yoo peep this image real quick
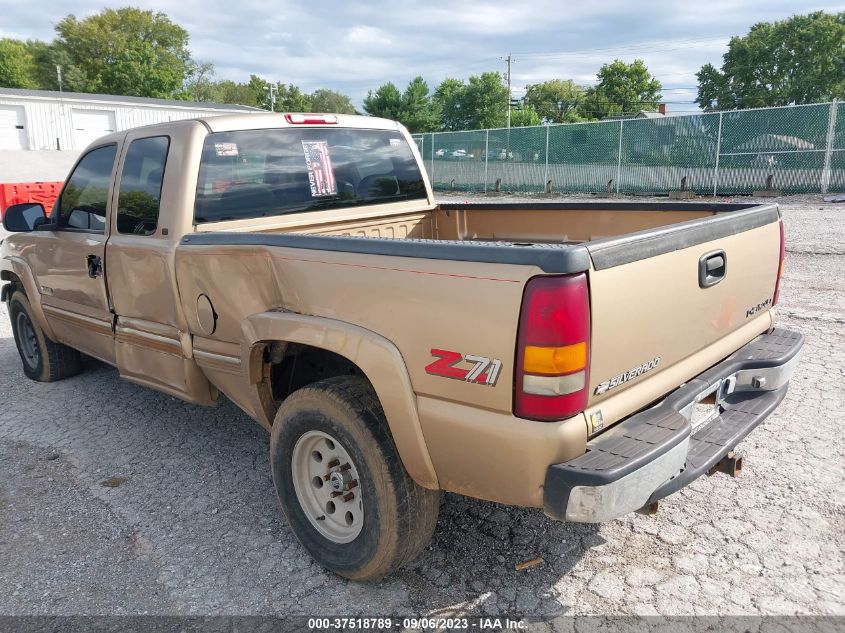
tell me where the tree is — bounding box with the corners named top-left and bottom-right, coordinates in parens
top-left (463, 72), bottom-right (508, 128)
top-left (524, 79), bottom-right (586, 123)
top-left (54, 7), bottom-right (194, 98)
top-left (363, 82), bottom-right (403, 120)
top-left (399, 76), bottom-right (440, 132)
top-left (433, 77), bottom-right (468, 130)
top-left (309, 88), bottom-right (356, 114)
top-left (696, 11), bottom-right (845, 110)
top-left (581, 59), bottom-right (662, 118)
top-left (182, 61), bottom-right (216, 101)
top-left (432, 72), bottom-right (507, 130)
top-left (28, 40), bottom-right (88, 92)
top-left (209, 80), bottom-right (260, 107)
top-left (276, 84), bottom-right (311, 112)
top-left (0, 38), bottom-right (37, 88)
top-left (510, 104), bottom-right (542, 127)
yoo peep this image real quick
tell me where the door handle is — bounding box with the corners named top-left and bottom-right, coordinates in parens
top-left (86, 255), bottom-right (103, 279)
top-left (699, 250), bottom-right (727, 288)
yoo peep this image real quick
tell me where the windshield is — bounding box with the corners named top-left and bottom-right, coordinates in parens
top-left (194, 128), bottom-right (427, 223)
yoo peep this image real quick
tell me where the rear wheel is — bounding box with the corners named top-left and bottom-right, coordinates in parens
top-left (270, 376), bottom-right (439, 581)
top-left (8, 291), bottom-right (82, 382)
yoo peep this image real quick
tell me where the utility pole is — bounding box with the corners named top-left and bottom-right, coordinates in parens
top-left (500, 54), bottom-right (513, 129)
top-left (267, 83), bottom-right (277, 112)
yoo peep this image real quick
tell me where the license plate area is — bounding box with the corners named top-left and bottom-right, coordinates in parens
top-left (682, 375), bottom-right (736, 434)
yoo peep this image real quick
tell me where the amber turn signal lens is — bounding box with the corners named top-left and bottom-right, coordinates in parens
top-left (523, 342), bottom-right (587, 375)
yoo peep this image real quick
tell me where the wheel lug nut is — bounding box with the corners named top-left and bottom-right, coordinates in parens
top-left (323, 473), bottom-right (331, 482)
top-left (342, 492), bottom-right (354, 502)
top-left (327, 458), bottom-right (340, 468)
top-left (344, 479), bottom-right (358, 491)
top-left (339, 463), bottom-right (351, 472)
top-left (330, 491), bottom-right (343, 498)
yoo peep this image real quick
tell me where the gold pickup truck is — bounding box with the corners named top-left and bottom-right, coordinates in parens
top-left (1, 113), bottom-right (803, 581)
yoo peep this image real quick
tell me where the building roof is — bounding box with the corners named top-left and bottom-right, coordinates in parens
top-left (604, 110), bottom-right (666, 121)
top-left (0, 87), bottom-right (262, 112)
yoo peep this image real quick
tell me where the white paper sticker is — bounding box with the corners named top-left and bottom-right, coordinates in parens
top-left (214, 142), bottom-right (239, 157)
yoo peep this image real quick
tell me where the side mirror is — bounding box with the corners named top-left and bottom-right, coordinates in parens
top-left (3, 203), bottom-right (47, 232)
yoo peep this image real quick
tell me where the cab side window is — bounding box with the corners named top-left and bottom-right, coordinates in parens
top-left (57, 144), bottom-right (117, 232)
top-left (117, 136), bottom-right (170, 235)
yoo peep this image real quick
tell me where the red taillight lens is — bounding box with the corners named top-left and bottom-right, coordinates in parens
top-left (284, 113), bottom-right (338, 124)
top-left (514, 274), bottom-right (591, 421)
top-left (772, 220), bottom-right (785, 306)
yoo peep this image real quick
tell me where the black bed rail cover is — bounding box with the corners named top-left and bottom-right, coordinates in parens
top-left (181, 231), bottom-right (592, 274)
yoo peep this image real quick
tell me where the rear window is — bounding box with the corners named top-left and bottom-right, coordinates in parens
top-left (194, 128), bottom-right (427, 223)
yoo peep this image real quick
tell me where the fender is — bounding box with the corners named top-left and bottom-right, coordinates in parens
top-left (1, 257), bottom-right (57, 340)
top-left (241, 311), bottom-right (439, 490)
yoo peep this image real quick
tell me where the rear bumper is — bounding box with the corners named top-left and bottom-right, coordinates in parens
top-left (543, 328), bottom-right (803, 522)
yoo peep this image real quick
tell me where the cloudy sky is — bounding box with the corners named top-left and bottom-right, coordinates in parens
top-left (1, 0), bottom-right (841, 111)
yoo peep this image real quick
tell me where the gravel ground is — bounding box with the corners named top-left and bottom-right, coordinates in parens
top-left (0, 194), bottom-right (843, 621)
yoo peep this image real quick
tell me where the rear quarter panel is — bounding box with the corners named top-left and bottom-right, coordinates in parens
top-left (175, 244), bottom-right (535, 413)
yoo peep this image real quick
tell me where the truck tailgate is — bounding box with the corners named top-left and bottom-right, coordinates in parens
top-left (585, 205), bottom-right (782, 413)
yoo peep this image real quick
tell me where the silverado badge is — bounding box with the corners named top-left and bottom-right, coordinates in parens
top-left (594, 356), bottom-right (661, 396)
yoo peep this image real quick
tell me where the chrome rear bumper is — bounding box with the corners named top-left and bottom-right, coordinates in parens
top-left (543, 328), bottom-right (803, 523)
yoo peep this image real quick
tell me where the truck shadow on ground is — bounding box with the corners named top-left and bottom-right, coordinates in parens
top-left (0, 347), bottom-right (603, 616)
top-left (398, 494), bottom-right (604, 616)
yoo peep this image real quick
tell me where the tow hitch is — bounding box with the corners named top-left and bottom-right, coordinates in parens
top-left (708, 450), bottom-right (744, 477)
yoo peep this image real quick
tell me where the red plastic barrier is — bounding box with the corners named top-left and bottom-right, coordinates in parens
top-left (0, 182), bottom-right (64, 219)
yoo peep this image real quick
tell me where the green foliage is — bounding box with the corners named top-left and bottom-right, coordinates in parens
top-left (363, 82), bottom-right (403, 120)
top-left (510, 104), bottom-right (542, 127)
top-left (0, 38), bottom-right (37, 88)
top-left (364, 77), bottom-right (439, 132)
top-left (276, 84), bottom-right (311, 112)
top-left (430, 72), bottom-right (507, 130)
top-left (464, 72), bottom-right (508, 129)
top-left (432, 78), bottom-right (468, 130)
top-left (582, 59), bottom-right (662, 118)
top-left (524, 79), bottom-right (586, 123)
top-left (309, 88), bottom-right (356, 114)
top-left (55, 8), bottom-right (193, 98)
top-left (399, 77), bottom-right (440, 132)
top-left (696, 11), bottom-right (845, 110)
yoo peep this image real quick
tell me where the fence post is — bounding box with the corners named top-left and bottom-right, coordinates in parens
top-left (430, 133), bottom-right (435, 189)
top-left (615, 120), bottom-right (624, 193)
top-left (821, 99), bottom-right (838, 194)
top-left (484, 129), bottom-right (490, 193)
top-left (712, 111), bottom-right (723, 197)
top-left (544, 125), bottom-right (550, 188)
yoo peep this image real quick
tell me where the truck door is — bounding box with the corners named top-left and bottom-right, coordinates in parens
top-left (105, 131), bottom-right (215, 404)
top-left (32, 143), bottom-right (118, 364)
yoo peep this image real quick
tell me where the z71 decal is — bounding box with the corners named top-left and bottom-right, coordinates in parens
top-left (425, 349), bottom-right (503, 387)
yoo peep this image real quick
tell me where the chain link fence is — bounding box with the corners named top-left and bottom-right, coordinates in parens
top-left (412, 101), bottom-right (844, 195)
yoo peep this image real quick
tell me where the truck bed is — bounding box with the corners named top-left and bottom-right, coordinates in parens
top-left (190, 201), bottom-right (777, 274)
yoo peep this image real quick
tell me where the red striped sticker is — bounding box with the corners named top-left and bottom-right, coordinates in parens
top-left (301, 140), bottom-right (338, 197)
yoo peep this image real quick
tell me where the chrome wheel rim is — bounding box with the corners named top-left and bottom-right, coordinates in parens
top-left (16, 312), bottom-right (39, 370)
top-left (291, 430), bottom-right (364, 543)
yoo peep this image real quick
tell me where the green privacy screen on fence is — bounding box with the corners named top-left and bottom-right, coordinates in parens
top-left (412, 101), bottom-right (844, 195)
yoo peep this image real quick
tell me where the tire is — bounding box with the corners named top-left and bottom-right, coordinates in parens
top-left (270, 375), bottom-right (439, 581)
top-left (8, 290), bottom-right (82, 382)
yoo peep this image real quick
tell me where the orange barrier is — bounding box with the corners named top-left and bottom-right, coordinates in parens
top-left (0, 182), bottom-right (63, 219)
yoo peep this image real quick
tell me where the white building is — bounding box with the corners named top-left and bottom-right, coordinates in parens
top-left (0, 87), bottom-right (262, 151)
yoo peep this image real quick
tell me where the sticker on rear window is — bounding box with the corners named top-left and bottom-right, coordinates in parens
top-left (301, 140), bottom-right (337, 197)
top-left (214, 142), bottom-right (239, 157)
top-left (389, 138), bottom-right (402, 147)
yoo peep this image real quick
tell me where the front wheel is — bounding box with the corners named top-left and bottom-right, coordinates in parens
top-left (8, 290), bottom-right (82, 382)
top-left (270, 376), bottom-right (439, 581)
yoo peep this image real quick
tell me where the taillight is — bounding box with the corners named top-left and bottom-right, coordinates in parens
top-left (284, 113), bottom-right (338, 124)
top-left (772, 220), bottom-right (785, 306)
top-left (514, 274), bottom-right (591, 421)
